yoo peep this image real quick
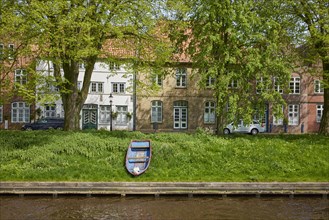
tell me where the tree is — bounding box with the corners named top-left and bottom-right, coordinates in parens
top-left (168, 0), bottom-right (293, 133)
top-left (285, 0), bottom-right (329, 134)
top-left (1, 0), bottom-right (170, 130)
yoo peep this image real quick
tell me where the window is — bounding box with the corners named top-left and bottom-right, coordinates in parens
top-left (253, 106), bottom-right (267, 125)
top-left (256, 77), bottom-right (268, 94)
top-left (15, 69), bottom-right (27, 85)
top-left (47, 82), bottom-right (59, 92)
top-left (289, 77), bottom-right (300, 94)
top-left (11, 102), bottom-right (30, 123)
top-left (153, 75), bottom-right (162, 86)
top-left (151, 101), bottom-right (162, 123)
top-left (99, 105), bottom-right (111, 123)
top-left (0, 105), bottom-right (3, 123)
top-left (316, 105), bottom-right (323, 123)
top-left (8, 44), bottom-right (14, 59)
top-left (206, 76), bottom-right (215, 87)
top-left (288, 104), bottom-right (299, 125)
top-left (176, 68), bottom-right (187, 87)
top-left (274, 78), bottom-right (283, 94)
top-left (204, 101), bottom-right (216, 123)
top-left (90, 82), bottom-right (103, 93)
top-left (112, 83), bottom-right (125, 93)
top-left (273, 105), bottom-right (284, 125)
top-left (228, 79), bottom-right (238, 89)
top-left (173, 101), bottom-right (188, 129)
top-left (44, 104), bottom-right (56, 118)
top-left (109, 62), bottom-right (120, 70)
top-left (116, 106), bottom-right (127, 124)
top-left (314, 80), bottom-right (324, 94)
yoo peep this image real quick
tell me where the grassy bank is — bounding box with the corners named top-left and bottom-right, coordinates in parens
top-left (0, 130), bottom-right (328, 182)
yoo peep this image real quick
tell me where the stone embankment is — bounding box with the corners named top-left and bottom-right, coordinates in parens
top-left (1, 182), bottom-right (328, 198)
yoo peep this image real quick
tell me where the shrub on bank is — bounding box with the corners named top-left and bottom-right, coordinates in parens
top-left (0, 130), bottom-right (328, 182)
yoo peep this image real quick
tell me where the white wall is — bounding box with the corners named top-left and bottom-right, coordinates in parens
top-left (36, 60), bottom-right (134, 130)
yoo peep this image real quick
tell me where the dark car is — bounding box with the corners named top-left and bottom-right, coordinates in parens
top-left (22, 118), bottom-right (64, 130)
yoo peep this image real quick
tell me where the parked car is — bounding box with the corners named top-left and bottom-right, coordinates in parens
top-left (22, 118), bottom-right (64, 130)
top-left (223, 120), bottom-right (265, 135)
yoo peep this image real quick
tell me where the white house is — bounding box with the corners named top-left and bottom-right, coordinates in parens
top-left (36, 60), bottom-right (134, 130)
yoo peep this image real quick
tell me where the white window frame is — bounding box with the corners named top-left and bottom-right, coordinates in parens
top-left (99, 105), bottom-right (111, 123)
top-left (256, 77), bottom-right (268, 94)
top-left (314, 80), bottom-right (324, 94)
top-left (228, 79), bottom-right (238, 89)
top-left (116, 105), bottom-right (128, 124)
top-left (316, 105), bottom-right (323, 123)
top-left (273, 105), bottom-right (284, 125)
top-left (44, 104), bottom-right (56, 118)
top-left (112, 82), bottom-right (125, 93)
top-left (204, 101), bottom-right (216, 124)
top-left (151, 100), bottom-right (162, 123)
top-left (153, 75), bottom-right (162, 86)
top-left (289, 77), bottom-right (300, 94)
top-left (109, 62), bottom-right (120, 71)
top-left (173, 101), bottom-right (188, 129)
top-left (176, 68), bottom-right (187, 88)
top-left (90, 82), bottom-right (104, 93)
top-left (206, 76), bottom-right (215, 87)
top-left (0, 105), bottom-right (3, 123)
top-left (288, 104), bottom-right (299, 125)
top-left (15, 69), bottom-right (27, 85)
top-left (11, 102), bottom-right (30, 123)
top-left (274, 78), bottom-right (283, 94)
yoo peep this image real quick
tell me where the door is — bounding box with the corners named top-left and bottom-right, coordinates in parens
top-left (173, 101), bottom-right (188, 129)
top-left (82, 109), bottom-right (97, 130)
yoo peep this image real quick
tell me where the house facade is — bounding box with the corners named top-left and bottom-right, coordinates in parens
top-left (269, 71), bottom-right (324, 133)
top-left (136, 66), bottom-right (324, 134)
top-left (0, 43), bottom-right (324, 133)
top-left (136, 66), bottom-right (217, 133)
top-left (0, 42), bottom-right (36, 130)
top-left (35, 60), bottom-right (134, 130)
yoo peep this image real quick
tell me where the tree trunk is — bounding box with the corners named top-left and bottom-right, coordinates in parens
top-left (63, 96), bottom-right (82, 130)
top-left (319, 60), bottom-right (329, 135)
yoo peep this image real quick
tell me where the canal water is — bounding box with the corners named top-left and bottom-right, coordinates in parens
top-left (1, 195), bottom-right (328, 220)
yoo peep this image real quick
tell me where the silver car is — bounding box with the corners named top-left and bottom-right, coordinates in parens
top-left (223, 120), bottom-right (265, 135)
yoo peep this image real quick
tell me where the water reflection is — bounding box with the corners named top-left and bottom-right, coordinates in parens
top-left (1, 195), bottom-right (328, 220)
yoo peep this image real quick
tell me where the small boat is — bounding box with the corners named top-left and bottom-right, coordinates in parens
top-left (125, 140), bottom-right (152, 176)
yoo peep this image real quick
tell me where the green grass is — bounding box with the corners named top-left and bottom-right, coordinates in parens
top-left (0, 130), bottom-right (328, 182)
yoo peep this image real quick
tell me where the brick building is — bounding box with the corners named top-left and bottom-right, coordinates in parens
top-left (136, 65), bottom-right (324, 134)
top-left (0, 42), bottom-right (36, 130)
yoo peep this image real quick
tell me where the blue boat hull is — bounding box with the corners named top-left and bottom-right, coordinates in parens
top-left (125, 140), bottom-right (152, 176)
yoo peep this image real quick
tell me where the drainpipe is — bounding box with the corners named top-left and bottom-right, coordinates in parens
top-left (133, 71), bottom-right (137, 131)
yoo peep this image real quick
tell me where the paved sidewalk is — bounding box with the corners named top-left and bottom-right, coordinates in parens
top-left (1, 182), bottom-right (328, 197)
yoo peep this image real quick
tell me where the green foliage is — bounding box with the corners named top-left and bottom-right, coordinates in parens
top-left (169, 0), bottom-right (293, 129)
top-left (0, 130), bottom-right (328, 182)
top-left (1, 0), bottom-right (173, 130)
